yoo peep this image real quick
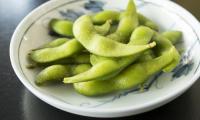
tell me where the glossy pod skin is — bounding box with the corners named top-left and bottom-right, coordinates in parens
top-left (30, 19), bottom-right (113, 63)
top-left (153, 34), bottom-right (180, 72)
top-left (30, 39), bottom-right (84, 63)
top-left (137, 30), bottom-right (182, 63)
top-left (36, 65), bottom-right (71, 85)
top-left (94, 20), bottom-right (112, 36)
top-left (36, 64), bottom-right (91, 85)
top-left (48, 53), bottom-right (90, 64)
top-left (70, 64), bottom-right (92, 75)
top-left (63, 26), bottom-right (155, 83)
top-left (28, 53), bottom-right (90, 68)
top-left (161, 31), bottom-right (182, 60)
top-left (49, 19), bottom-right (74, 37)
top-left (49, 19), bottom-right (112, 37)
top-left (162, 31), bottom-right (182, 44)
top-left (73, 36), bottom-right (179, 96)
top-left (92, 11), bottom-right (158, 31)
top-left (74, 52), bottom-right (174, 96)
top-left (38, 38), bottom-right (90, 65)
top-left (107, 0), bottom-right (139, 43)
top-left (92, 10), bottom-right (120, 24)
top-left (73, 14), bottom-right (155, 57)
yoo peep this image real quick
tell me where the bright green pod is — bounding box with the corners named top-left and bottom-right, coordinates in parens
top-left (74, 48), bottom-right (175, 96)
top-left (35, 64), bottom-right (91, 85)
top-left (73, 15), bottom-right (155, 57)
top-left (30, 39), bottom-right (84, 63)
top-left (107, 0), bottom-right (139, 43)
top-left (92, 12), bottom-right (158, 31)
top-left (153, 33), bottom-right (180, 72)
top-left (30, 19), bottom-right (112, 64)
top-left (49, 19), bottom-right (111, 37)
top-left (41, 53), bottom-right (90, 65)
top-left (137, 31), bottom-right (181, 68)
top-left (161, 31), bottom-right (182, 44)
top-left (71, 64), bottom-right (92, 75)
top-left (36, 65), bottom-right (71, 85)
top-left (73, 33), bottom-right (180, 96)
top-left (64, 26), bottom-right (155, 83)
top-left (92, 10), bottom-right (120, 24)
top-left (94, 20), bottom-right (112, 36)
top-left (49, 19), bottom-right (74, 37)
top-left (27, 53), bottom-right (90, 69)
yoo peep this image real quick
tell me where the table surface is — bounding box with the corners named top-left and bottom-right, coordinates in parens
top-left (0, 0), bottom-right (200, 120)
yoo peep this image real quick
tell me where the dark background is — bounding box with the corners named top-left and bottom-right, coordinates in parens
top-left (0, 0), bottom-right (200, 120)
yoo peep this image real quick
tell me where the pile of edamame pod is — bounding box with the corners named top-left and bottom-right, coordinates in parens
top-left (28, 0), bottom-right (182, 96)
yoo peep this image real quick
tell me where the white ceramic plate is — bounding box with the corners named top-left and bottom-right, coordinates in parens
top-left (10, 0), bottom-right (200, 118)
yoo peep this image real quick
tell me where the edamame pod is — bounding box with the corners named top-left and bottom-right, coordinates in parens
top-left (64, 26), bottom-right (155, 83)
top-left (94, 20), bottom-right (112, 36)
top-left (92, 11), bottom-right (158, 31)
top-left (73, 34), bottom-right (179, 96)
top-left (49, 19), bottom-right (74, 37)
top-left (74, 48), bottom-right (175, 96)
top-left (27, 53), bottom-right (90, 68)
top-left (92, 10), bottom-right (120, 24)
top-left (107, 0), bottom-right (139, 43)
top-left (30, 19), bottom-right (112, 63)
top-left (73, 15), bottom-right (155, 57)
top-left (153, 34), bottom-right (180, 72)
top-left (36, 64), bottom-right (91, 85)
top-left (41, 53), bottom-right (90, 66)
top-left (137, 31), bottom-right (181, 70)
top-left (161, 31), bottom-right (182, 44)
top-left (71, 64), bottom-right (92, 75)
top-left (50, 19), bottom-right (111, 37)
top-left (36, 65), bottom-right (71, 85)
top-left (30, 39), bottom-right (84, 63)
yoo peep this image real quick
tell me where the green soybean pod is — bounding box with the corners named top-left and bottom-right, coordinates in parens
top-left (49, 19), bottom-right (74, 37)
top-left (161, 31), bottom-right (182, 44)
top-left (71, 64), bottom-right (92, 75)
top-left (73, 15), bottom-right (155, 57)
top-left (73, 31), bottom-right (180, 96)
top-left (36, 64), bottom-right (91, 85)
top-left (153, 33), bottom-right (180, 72)
top-left (27, 53), bottom-right (90, 69)
top-left (94, 20), bottom-right (112, 36)
top-left (44, 53), bottom-right (90, 66)
top-left (49, 19), bottom-right (111, 37)
top-left (36, 65), bottom-right (70, 85)
top-left (64, 26), bottom-right (155, 83)
top-left (107, 0), bottom-right (139, 43)
top-left (30, 39), bottom-right (84, 63)
top-left (92, 10), bottom-right (120, 24)
top-left (73, 48), bottom-right (175, 96)
top-left (91, 11), bottom-right (158, 31)
top-left (138, 31), bottom-right (182, 63)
